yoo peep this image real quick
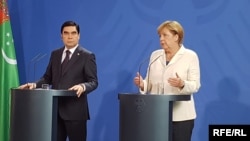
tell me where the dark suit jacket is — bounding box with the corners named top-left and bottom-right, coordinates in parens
top-left (36, 45), bottom-right (98, 120)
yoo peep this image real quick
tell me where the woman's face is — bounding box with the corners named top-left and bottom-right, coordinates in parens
top-left (158, 28), bottom-right (178, 52)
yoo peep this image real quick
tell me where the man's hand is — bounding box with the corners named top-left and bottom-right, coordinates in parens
top-left (69, 84), bottom-right (85, 97)
top-left (18, 83), bottom-right (36, 89)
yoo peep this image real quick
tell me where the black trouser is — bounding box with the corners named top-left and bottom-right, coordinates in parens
top-left (57, 115), bottom-right (87, 141)
top-left (172, 119), bottom-right (194, 141)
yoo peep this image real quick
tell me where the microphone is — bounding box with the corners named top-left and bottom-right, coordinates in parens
top-left (28, 53), bottom-right (42, 81)
top-left (138, 57), bottom-right (150, 93)
top-left (28, 53), bottom-right (47, 82)
top-left (137, 54), bottom-right (163, 94)
top-left (33, 53), bottom-right (47, 81)
top-left (146, 54), bottom-right (163, 94)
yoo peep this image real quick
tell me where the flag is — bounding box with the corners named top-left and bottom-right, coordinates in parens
top-left (0, 0), bottom-right (19, 141)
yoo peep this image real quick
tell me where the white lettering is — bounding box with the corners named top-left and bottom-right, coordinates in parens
top-left (213, 129), bottom-right (220, 136)
top-left (225, 129), bottom-right (232, 136)
top-left (234, 129), bottom-right (247, 136)
top-left (212, 128), bottom-right (248, 136)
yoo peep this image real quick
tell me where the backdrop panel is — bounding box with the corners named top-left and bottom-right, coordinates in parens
top-left (8, 0), bottom-right (250, 141)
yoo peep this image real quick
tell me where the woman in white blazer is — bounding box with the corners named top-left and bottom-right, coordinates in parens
top-left (134, 20), bottom-right (201, 141)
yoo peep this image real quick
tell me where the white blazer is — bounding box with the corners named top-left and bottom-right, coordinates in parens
top-left (140, 45), bottom-right (201, 121)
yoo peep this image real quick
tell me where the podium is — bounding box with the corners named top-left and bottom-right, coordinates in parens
top-left (10, 88), bottom-right (76, 141)
top-left (118, 93), bottom-right (190, 141)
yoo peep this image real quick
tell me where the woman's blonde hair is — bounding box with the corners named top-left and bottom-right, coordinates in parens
top-left (157, 20), bottom-right (184, 44)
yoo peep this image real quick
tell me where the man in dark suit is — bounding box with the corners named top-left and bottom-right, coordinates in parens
top-left (19, 21), bottom-right (98, 141)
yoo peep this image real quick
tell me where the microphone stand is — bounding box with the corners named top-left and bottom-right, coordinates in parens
top-left (28, 53), bottom-right (42, 82)
top-left (33, 53), bottom-right (47, 81)
top-left (146, 54), bottom-right (163, 94)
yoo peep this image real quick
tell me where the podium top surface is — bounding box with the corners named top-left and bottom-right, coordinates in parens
top-left (11, 88), bottom-right (76, 97)
top-left (118, 93), bottom-right (190, 101)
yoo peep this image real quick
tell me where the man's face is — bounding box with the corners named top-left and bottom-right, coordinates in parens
top-left (61, 26), bottom-right (80, 48)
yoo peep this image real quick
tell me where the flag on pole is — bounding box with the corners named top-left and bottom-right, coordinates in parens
top-left (0, 0), bottom-right (20, 141)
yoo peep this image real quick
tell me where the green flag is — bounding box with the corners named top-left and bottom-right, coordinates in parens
top-left (0, 0), bottom-right (20, 141)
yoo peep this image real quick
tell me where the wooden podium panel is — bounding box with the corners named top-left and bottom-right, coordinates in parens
top-left (118, 93), bottom-right (190, 141)
top-left (10, 89), bottom-right (76, 141)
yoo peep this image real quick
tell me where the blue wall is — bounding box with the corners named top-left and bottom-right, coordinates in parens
top-left (8, 0), bottom-right (250, 141)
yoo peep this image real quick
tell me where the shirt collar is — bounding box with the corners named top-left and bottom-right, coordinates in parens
top-left (64, 44), bottom-right (78, 54)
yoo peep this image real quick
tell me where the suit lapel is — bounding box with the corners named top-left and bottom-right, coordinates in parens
top-left (167, 47), bottom-right (185, 66)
